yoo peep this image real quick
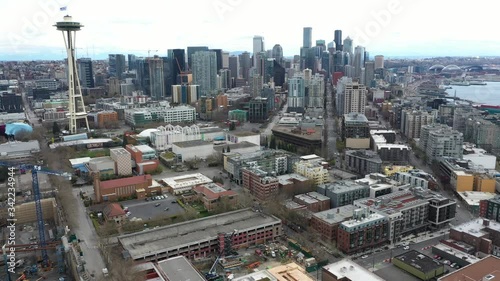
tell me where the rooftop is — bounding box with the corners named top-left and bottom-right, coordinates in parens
top-left (323, 259), bottom-right (386, 281)
top-left (110, 147), bottom-right (131, 156)
top-left (345, 150), bottom-right (383, 162)
top-left (227, 131), bottom-right (259, 137)
top-left (100, 174), bottom-right (152, 190)
top-left (173, 139), bottom-right (213, 148)
top-left (344, 113), bottom-right (369, 123)
top-left (457, 191), bottom-right (497, 207)
top-left (284, 200), bottom-right (307, 210)
top-left (134, 144), bottom-right (156, 154)
top-left (376, 144), bottom-right (410, 150)
top-left (300, 154), bottom-right (323, 161)
top-left (276, 173), bottom-right (310, 185)
top-left (341, 212), bottom-right (386, 229)
top-left (118, 208), bottom-right (281, 260)
top-left (213, 141), bottom-right (260, 152)
top-left (355, 190), bottom-right (429, 215)
top-left (267, 262), bottom-right (315, 281)
top-left (103, 203), bottom-right (125, 218)
top-left (156, 256), bottom-right (205, 281)
top-left (433, 243), bottom-right (481, 264)
top-left (88, 156), bottom-right (114, 165)
top-left (193, 182), bottom-right (237, 200)
top-left (451, 218), bottom-right (500, 237)
top-left (313, 205), bottom-right (356, 225)
top-left (69, 157), bottom-right (91, 166)
top-left (162, 173), bottom-right (212, 189)
top-left (394, 250), bottom-right (443, 273)
top-left (438, 255), bottom-right (500, 281)
top-left (319, 181), bottom-right (368, 194)
top-left (271, 125), bottom-right (323, 141)
top-left (232, 270), bottom-right (277, 281)
top-left (0, 140), bottom-right (40, 155)
top-left (370, 130), bottom-right (396, 135)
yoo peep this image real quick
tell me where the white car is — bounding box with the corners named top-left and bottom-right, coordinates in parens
top-left (361, 255), bottom-right (369, 259)
top-left (403, 246), bottom-right (410, 250)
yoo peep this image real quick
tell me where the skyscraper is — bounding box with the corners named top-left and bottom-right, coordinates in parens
top-left (228, 56), bottom-right (239, 83)
top-left (253, 36), bottom-right (264, 66)
top-left (128, 54), bottom-right (137, 71)
top-left (364, 61), bottom-right (375, 87)
top-left (272, 44), bottom-right (283, 64)
top-left (288, 76), bottom-right (306, 110)
top-left (239, 51), bottom-right (251, 81)
top-left (136, 57), bottom-right (166, 100)
top-left (335, 77), bottom-right (367, 115)
top-left (77, 58), bottom-right (94, 88)
top-left (187, 46), bottom-right (209, 70)
top-left (108, 54), bottom-right (125, 79)
top-left (192, 51), bottom-right (218, 97)
top-left (343, 37), bottom-right (353, 55)
top-left (303, 27), bottom-right (312, 48)
top-left (353, 46), bottom-right (365, 79)
top-left (334, 30), bottom-right (343, 51)
top-left (210, 49), bottom-right (223, 71)
top-left (168, 49), bottom-right (186, 97)
top-left (374, 55), bottom-right (385, 69)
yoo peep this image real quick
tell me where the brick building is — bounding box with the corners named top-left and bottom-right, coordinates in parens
top-left (449, 218), bottom-right (500, 256)
top-left (97, 111), bottom-right (118, 128)
top-left (93, 174), bottom-right (161, 203)
top-left (293, 192), bottom-right (330, 212)
top-left (310, 205), bottom-right (356, 241)
top-left (242, 167), bottom-right (279, 201)
top-left (193, 183), bottom-right (238, 212)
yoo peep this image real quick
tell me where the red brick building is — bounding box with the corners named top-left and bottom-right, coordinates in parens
top-left (103, 203), bottom-right (126, 224)
top-left (310, 205), bottom-right (355, 242)
top-left (337, 210), bottom-right (389, 255)
top-left (242, 167), bottom-right (279, 201)
top-left (125, 144), bottom-right (159, 174)
top-left (448, 218), bottom-right (500, 255)
top-left (193, 183), bottom-right (238, 211)
top-left (93, 174), bottom-right (161, 203)
top-left (293, 192), bottom-right (330, 212)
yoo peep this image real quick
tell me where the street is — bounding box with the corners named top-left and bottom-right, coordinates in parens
top-left (262, 103), bottom-right (288, 137)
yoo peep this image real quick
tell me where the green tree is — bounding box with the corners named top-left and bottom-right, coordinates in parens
top-left (226, 146), bottom-right (231, 152)
top-left (0, 166), bottom-right (9, 183)
top-left (52, 121), bottom-right (61, 135)
top-left (270, 136), bottom-right (276, 149)
top-left (229, 121), bottom-right (236, 131)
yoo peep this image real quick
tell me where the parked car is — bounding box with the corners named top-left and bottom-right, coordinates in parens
top-left (403, 246), bottom-right (410, 250)
top-left (155, 203), bottom-right (161, 207)
top-left (361, 255), bottom-right (369, 259)
top-left (164, 207), bottom-right (169, 211)
top-left (450, 263), bottom-right (457, 268)
top-left (171, 201), bottom-right (177, 204)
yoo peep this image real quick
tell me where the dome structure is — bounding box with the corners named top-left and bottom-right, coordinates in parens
top-left (429, 64), bottom-right (445, 72)
top-left (441, 65), bottom-right (462, 74)
top-left (5, 123), bottom-right (32, 136)
top-left (138, 128), bottom-right (159, 138)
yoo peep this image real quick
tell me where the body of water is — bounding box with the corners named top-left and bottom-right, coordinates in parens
top-left (445, 81), bottom-right (500, 105)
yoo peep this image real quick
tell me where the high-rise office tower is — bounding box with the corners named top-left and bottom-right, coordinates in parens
top-left (353, 46), bottom-right (365, 79)
top-left (218, 69), bottom-right (231, 90)
top-left (253, 36), bottom-right (264, 66)
top-left (222, 51), bottom-right (229, 69)
top-left (272, 44), bottom-right (283, 65)
top-left (128, 54), bottom-right (137, 71)
top-left (255, 51), bottom-right (267, 77)
top-left (321, 51), bottom-right (330, 74)
top-left (315, 40), bottom-right (326, 57)
top-left (364, 61), bottom-right (375, 87)
top-left (168, 49), bottom-right (185, 97)
top-left (303, 27), bottom-right (312, 48)
top-left (192, 51), bottom-right (218, 97)
top-left (239, 51), bottom-right (251, 81)
top-left (77, 58), bottom-right (94, 88)
top-left (343, 37), bottom-right (353, 55)
top-left (210, 49), bottom-right (223, 71)
top-left (334, 30), bottom-right (343, 51)
top-left (108, 54), bottom-right (125, 79)
top-left (55, 15), bottom-right (89, 134)
top-left (333, 50), bottom-right (344, 73)
top-left (136, 57), bottom-right (165, 100)
top-left (228, 56), bottom-right (239, 83)
top-left (187, 46), bottom-right (209, 70)
top-left (374, 55), bottom-right (384, 69)
top-left (364, 51), bottom-right (370, 63)
top-left (273, 60), bottom-right (285, 87)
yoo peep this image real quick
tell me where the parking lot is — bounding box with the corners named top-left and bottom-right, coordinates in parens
top-left (121, 194), bottom-right (185, 221)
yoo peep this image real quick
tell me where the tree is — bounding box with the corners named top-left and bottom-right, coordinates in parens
top-left (226, 146), bottom-right (231, 152)
top-left (269, 136), bottom-right (276, 149)
top-left (229, 121), bottom-right (236, 131)
top-left (52, 121), bottom-right (61, 135)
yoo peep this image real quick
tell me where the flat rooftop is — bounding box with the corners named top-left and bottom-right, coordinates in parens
top-left (300, 154), bottom-right (322, 160)
top-left (134, 144), bottom-right (155, 153)
top-left (394, 250), bottom-right (443, 273)
top-left (69, 157), bottom-right (91, 166)
top-left (267, 262), bottom-right (314, 281)
top-left (457, 191), bottom-right (497, 207)
top-left (232, 270), bottom-right (277, 281)
top-left (433, 243), bottom-right (480, 264)
top-left (110, 147), bottom-right (130, 155)
top-left (277, 173), bottom-right (310, 185)
top-left (156, 256), bottom-right (205, 281)
top-left (323, 259), bottom-right (385, 281)
top-left (119, 208), bottom-right (281, 260)
top-left (313, 205), bottom-right (356, 225)
top-left (341, 212), bottom-right (386, 230)
top-left (162, 173), bottom-right (212, 189)
top-left (344, 113), bottom-right (369, 123)
top-left (0, 140), bottom-right (40, 154)
top-left (227, 131), bottom-right (259, 137)
top-left (355, 190), bottom-right (429, 215)
top-left (377, 144), bottom-right (410, 150)
top-left (271, 126), bottom-right (322, 141)
top-left (370, 130), bottom-right (396, 135)
top-left (173, 139), bottom-right (213, 148)
top-left (285, 200), bottom-right (306, 210)
top-left (451, 218), bottom-right (500, 237)
top-left (213, 141), bottom-right (259, 152)
top-left (438, 255), bottom-right (500, 281)
top-left (319, 181), bottom-right (367, 193)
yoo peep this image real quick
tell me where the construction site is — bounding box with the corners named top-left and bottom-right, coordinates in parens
top-left (0, 166), bottom-right (88, 281)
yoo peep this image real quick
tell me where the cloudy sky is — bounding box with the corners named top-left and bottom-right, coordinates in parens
top-left (0, 0), bottom-right (498, 60)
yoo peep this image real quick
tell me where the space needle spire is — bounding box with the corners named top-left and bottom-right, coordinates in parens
top-left (54, 15), bottom-right (90, 134)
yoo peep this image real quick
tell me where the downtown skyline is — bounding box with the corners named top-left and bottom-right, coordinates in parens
top-left (0, 0), bottom-right (499, 61)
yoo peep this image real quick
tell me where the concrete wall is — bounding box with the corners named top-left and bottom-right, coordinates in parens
top-left (345, 138), bottom-right (370, 149)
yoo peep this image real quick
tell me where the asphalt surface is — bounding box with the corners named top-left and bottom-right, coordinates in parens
top-left (262, 103), bottom-right (288, 137)
top-left (122, 196), bottom-right (184, 221)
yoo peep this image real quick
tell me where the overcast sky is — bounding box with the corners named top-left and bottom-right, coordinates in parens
top-left (0, 0), bottom-right (498, 60)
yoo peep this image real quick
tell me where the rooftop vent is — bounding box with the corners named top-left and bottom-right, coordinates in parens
top-left (483, 274), bottom-right (495, 281)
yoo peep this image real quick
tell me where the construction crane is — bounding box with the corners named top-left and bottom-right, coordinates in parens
top-left (205, 230), bottom-right (238, 281)
top-left (0, 162), bottom-right (71, 270)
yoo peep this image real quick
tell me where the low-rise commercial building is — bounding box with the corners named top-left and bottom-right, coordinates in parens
top-left (355, 173), bottom-right (407, 198)
top-left (124, 105), bottom-right (196, 126)
top-left (162, 173), bottom-right (213, 195)
top-left (271, 125), bottom-right (323, 155)
top-left (93, 174), bottom-right (162, 203)
top-left (322, 259), bottom-right (385, 281)
top-left (460, 191), bottom-right (497, 216)
top-left (480, 196), bottom-right (500, 223)
top-left (392, 250), bottom-right (444, 281)
top-left (449, 218), bottom-right (500, 256)
top-left (87, 156), bottom-right (116, 175)
top-left (172, 140), bottom-right (214, 162)
top-left (293, 160), bottom-right (330, 185)
top-left (119, 208), bottom-right (282, 261)
top-left (293, 192), bottom-right (330, 212)
top-left (193, 183), bottom-right (238, 212)
top-left (437, 255), bottom-right (500, 281)
top-left (226, 131), bottom-right (260, 146)
top-left (438, 158), bottom-right (497, 192)
top-left (431, 243), bottom-right (481, 268)
top-left (277, 173), bottom-right (312, 195)
top-left (342, 113), bottom-right (370, 149)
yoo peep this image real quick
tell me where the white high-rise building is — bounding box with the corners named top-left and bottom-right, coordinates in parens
top-left (336, 77), bottom-right (366, 115)
top-left (253, 36), bottom-right (264, 66)
top-left (287, 76), bottom-right (305, 108)
top-left (307, 73), bottom-right (325, 108)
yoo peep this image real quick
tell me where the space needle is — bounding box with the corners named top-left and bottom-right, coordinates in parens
top-left (54, 16), bottom-right (90, 134)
